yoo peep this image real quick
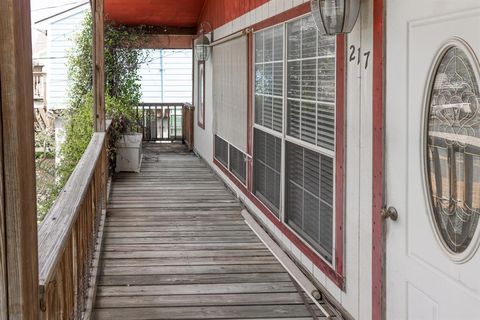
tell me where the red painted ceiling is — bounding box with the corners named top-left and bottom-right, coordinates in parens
top-left (104, 0), bottom-right (206, 27)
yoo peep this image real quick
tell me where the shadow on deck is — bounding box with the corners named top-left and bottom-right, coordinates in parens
top-left (93, 142), bottom-right (332, 319)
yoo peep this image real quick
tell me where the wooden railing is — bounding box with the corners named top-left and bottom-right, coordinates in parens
top-left (37, 129), bottom-right (110, 319)
top-left (183, 104), bottom-right (194, 151)
top-left (136, 102), bottom-right (185, 141)
top-left (33, 71), bottom-right (46, 102)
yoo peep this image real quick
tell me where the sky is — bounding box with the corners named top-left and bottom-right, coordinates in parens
top-left (31, 0), bottom-right (86, 22)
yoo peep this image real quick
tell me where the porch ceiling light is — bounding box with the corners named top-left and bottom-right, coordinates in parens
top-left (311, 0), bottom-right (361, 35)
top-left (195, 22), bottom-right (212, 62)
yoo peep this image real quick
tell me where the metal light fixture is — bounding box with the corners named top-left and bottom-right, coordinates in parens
top-left (311, 0), bottom-right (361, 35)
top-left (195, 22), bottom-right (212, 61)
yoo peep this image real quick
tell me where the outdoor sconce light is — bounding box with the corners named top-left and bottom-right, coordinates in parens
top-left (195, 22), bottom-right (212, 61)
top-left (311, 0), bottom-right (361, 35)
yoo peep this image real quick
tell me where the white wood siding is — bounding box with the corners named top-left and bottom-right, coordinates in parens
top-left (140, 49), bottom-right (192, 104)
top-left (45, 10), bottom-right (87, 109)
top-left (43, 11), bottom-right (192, 109)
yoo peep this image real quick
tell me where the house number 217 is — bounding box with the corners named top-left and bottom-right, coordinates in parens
top-left (349, 45), bottom-right (371, 70)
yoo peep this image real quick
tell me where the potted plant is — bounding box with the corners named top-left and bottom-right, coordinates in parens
top-left (110, 114), bottom-right (143, 173)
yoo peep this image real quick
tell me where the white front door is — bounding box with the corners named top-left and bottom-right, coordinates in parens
top-left (385, 1), bottom-right (480, 319)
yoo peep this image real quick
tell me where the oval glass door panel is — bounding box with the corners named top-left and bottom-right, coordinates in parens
top-left (426, 45), bottom-right (480, 254)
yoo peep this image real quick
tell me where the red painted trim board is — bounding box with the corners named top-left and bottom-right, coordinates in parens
top-left (251, 3), bottom-right (310, 31)
top-left (372, 0), bottom-right (385, 319)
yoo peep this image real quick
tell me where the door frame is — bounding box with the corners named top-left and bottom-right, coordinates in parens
top-left (372, 0), bottom-right (386, 319)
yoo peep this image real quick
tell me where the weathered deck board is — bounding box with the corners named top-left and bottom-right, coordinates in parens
top-left (93, 143), bottom-right (328, 319)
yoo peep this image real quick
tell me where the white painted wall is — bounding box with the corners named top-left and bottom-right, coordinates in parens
top-left (193, 0), bottom-right (374, 319)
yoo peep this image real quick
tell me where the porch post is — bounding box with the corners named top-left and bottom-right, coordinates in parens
top-left (0, 0), bottom-right (40, 318)
top-left (93, 0), bottom-right (105, 132)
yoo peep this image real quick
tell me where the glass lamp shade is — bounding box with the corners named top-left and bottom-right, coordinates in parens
top-left (195, 35), bottom-right (211, 61)
top-left (311, 0), bottom-right (360, 35)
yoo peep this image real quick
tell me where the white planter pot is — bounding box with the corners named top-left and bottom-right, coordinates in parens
top-left (115, 133), bottom-right (143, 173)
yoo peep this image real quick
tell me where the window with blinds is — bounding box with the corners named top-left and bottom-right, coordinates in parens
top-left (214, 135), bottom-right (229, 167)
top-left (252, 13), bottom-right (341, 263)
top-left (229, 145), bottom-right (247, 184)
top-left (286, 15), bottom-right (336, 151)
top-left (253, 128), bottom-right (282, 216)
top-left (285, 142), bottom-right (333, 262)
top-left (254, 26), bottom-right (284, 133)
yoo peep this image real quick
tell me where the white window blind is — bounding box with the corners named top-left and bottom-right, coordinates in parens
top-left (253, 128), bottom-right (282, 216)
top-left (285, 142), bottom-right (334, 262)
top-left (286, 15), bottom-right (336, 151)
top-left (252, 13), bottom-right (340, 264)
top-left (255, 26), bottom-right (284, 133)
top-left (212, 36), bottom-right (248, 153)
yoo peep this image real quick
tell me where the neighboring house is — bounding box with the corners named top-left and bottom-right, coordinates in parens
top-left (31, 2), bottom-right (192, 160)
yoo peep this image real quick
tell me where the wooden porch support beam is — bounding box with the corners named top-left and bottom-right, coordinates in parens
top-left (126, 35), bottom-right (193, 49)
top-left (0, 0), bottom-right (40, 318)
top-left (93, 0), bottom-right (105, 132)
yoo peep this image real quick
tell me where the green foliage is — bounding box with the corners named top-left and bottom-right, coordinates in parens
top-left (37, 12), bottom-right (149, 221)
top-left (35, 124), bottom-right (58, 221)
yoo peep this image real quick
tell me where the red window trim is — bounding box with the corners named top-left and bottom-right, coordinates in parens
top-left (197, 60), bottom-right (206, 130)
top-left (213, 3), bottom-right (346, 289)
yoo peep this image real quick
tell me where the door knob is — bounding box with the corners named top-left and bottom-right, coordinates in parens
top-left (381, 206), bottom-right (398, 221)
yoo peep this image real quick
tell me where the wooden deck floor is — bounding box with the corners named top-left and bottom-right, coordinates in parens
top-left (93, 143), bottom-right (330, 319)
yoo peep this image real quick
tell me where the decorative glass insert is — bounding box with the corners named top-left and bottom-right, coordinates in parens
top-left (426, 45), bottom-right (480, 254)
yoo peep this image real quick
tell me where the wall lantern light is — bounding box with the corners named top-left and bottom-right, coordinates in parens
top-left (195, 22), bottom-right (212, 61)
top-left (311, 0), bottom-right (361, 35)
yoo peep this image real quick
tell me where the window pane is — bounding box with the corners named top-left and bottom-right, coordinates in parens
top-left (301, 59), bottom-right (317, 100)
top-left (255, 95), bottom-right (263, 125)
top-left (287, 19), bottom-right (301, 60)
top-left (254, 28), bottom-right (284, 134)
top-left (286, 142), bottom-right (333, 262)
top-left (318, 57), bottom-right (336, 103)
top-left (272, 98), bottom-right (283, 132)
top-left (301, 102), bottom-right (316, 144)
top-left (273, 62), bottom-right (283, 97)
top-left (274, 25), bottom-right (284, 61)
top-left (301, 16), bottom-right (317, 59)
top-left (318, 34), bottom-right (335, 57)
top-left (263, 96), bottom-right (273, 129)
top-left (255, 31), bottom-right (264, 62)
top-left (287, 99), bottom-right (301, 139)
top-left (287, 17), bottom-right (336, 150)
top-left (264, 28), bottom-right (273, 62)
top-left (253, 129), bottom-right (282, 215)
top-left (287, 61), bottom-right (301, 99)
top-left (317, 103), bottom-right (335, 151)
top-left (255, 64), bottom-right (264, 94)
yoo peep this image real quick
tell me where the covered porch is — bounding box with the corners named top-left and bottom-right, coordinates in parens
top-left (93, 143), bottom-right (333, 319)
